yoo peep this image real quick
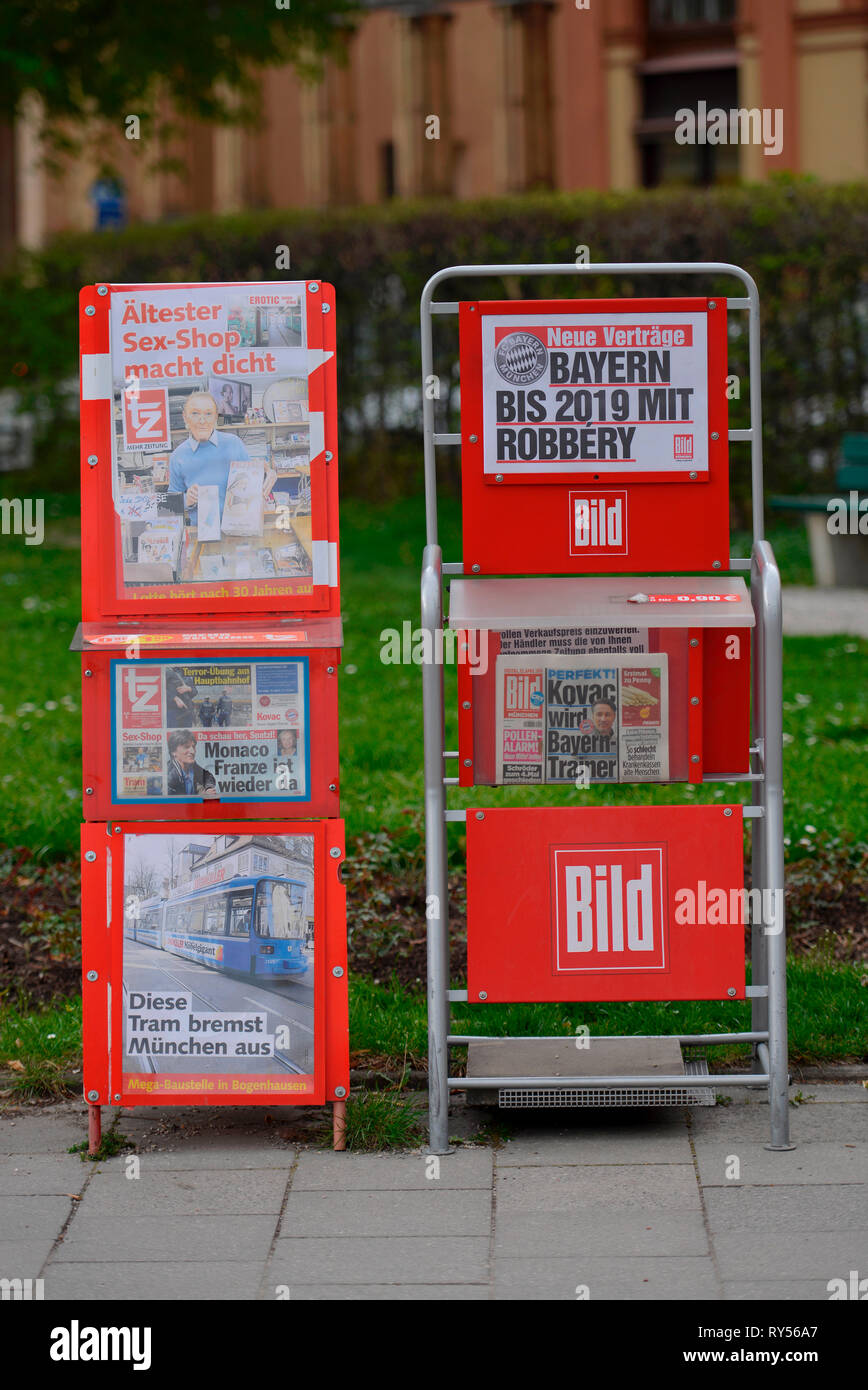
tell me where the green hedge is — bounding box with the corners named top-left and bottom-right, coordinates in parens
top-left (3, 179), bottom-right (868, 513)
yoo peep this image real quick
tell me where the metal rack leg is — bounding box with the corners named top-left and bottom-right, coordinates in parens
top-left (754, 542), bottom-right (794, 1150)
top-left (422, 546), bottom-right (452, 1154)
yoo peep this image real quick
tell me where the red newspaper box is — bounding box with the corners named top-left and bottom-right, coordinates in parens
top-left (81, 819), bottom-right (348, 1108)
top-left (459, 297), bottom-right (730, 574)
top-left (75, 617), bottom-right (341, 822)
top-left (466, 804), bottom-right (746, 1004)
top-left (451, 575), bottom-right (753, 786)
top-left (80, 279), bottom-right (339, 620)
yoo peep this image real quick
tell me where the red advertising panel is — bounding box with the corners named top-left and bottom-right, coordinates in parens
top-left (459, 297), bottom-right (730, 574)
top-left (80, 280), bottom-right (339, 619)
top-left (466, 805), bottom-right (746, 1003)
top-left (81, 820), bottom-right (348, 1107)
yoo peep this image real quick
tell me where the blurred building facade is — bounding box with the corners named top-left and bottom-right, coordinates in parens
top-left (4, 0), bottom-right (868, 251)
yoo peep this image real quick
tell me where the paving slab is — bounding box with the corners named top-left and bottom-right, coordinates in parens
top-left (292, 1149), bottom-right (493, 1190)
top-left (690, 1103), bottom-right (868, 1144)
top-left (704, 1185), bottom-right (868, 1234)
top-left (721, 1280), bottom-right (849, 1301)
top-left (711, 1231), bottom-right (868, 1282)
top-left (0, 1196), bottom-right (77, 1241)
top-left (112, 1144), bottom-right (297, 1170)
top-left (43, 1261), bottom-right (266, 1301)
top-left (49, 1213), bottom-right (278, 1263)
top-left (493, 1210), bottom-right (709, 1258)
top-left (493, 1256), bottom-right (720, 1301)
top-left (267, 1235), bottom-right (490, 1285)
top-left (273, 1283), bottom-right (490, 1300)
top-left (495, 1163), bottom-right (701, 1212)
top-left (0, 1240), bottom-right (56, 1279)
top-left (0, 1113), bottom-right (98, 1154)
top-left (693, 1140), bottom-right (868, 1187)
top-left (496, 1124), bottom-right (693, 1167)
top-left (279, 1189), bottom-right (491, 1239)
top-left (0, 1156), bottom-right (90, 1195)
top-left (78, 1168), bottom-right (289, 1216)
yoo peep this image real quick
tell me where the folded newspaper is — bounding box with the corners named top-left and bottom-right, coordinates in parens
top-left (495, 651), bottom-right (669, 784)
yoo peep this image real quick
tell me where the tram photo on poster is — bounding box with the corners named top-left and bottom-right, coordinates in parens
top-left (121, 830), bottom-right (316, 1100)
top-left (111, 656), bottom-right (310, 804)
top-left (109, 282), bottom-right (317, 599)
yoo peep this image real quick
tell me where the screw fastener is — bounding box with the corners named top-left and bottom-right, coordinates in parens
top-left (471, 563), bottom-right (480, 573)
top-left (690, 754), bottom-right (700, 764)
top-left (469, 434), bottom-right (478, 443)
top-left (711, 432), bottom-right (719, 441)
top-left (478, 991), bottom-right (487, 1001)
top-left (325, 450), bottom-right (333, 462)
top-left (87, 455), bottom-right (98, 467)
top-left (689, 471), bottom-right (698, 480)
top-left (475, 811), bottom-right (485, 820)
top-left (84, 305), bottom-right (96, 317)
top-left (329, 846), bottom-right (341, 859)
top-left (97, 285), bottom-right (108, 296)
top-left (690, 697), bottom-right (700, 706)
top-left (462, 701), bottom-right (471, 710)
top-left (86, 970), bottom-right (98, 981)
top-left (727, 987), bottom-right (737, 997)
top-left (332, 966), bottom-right (344, 978)
top-left (495, 473), bottom-right (503, 482)
top-left (308, 282), bottom-right (319, 292)
top-left (85, 851), bottom-right (96, 862)
top-left (87, 1090), bottom-right (99, 1102)
top-left (334, 1086), bottom-right (347, 1098)
top-left (708, 301), bottom-right (717, 309)
top-left (689, 638), bottom-right (699, 648)
top-left (724, 808), bottom-right (733, 817)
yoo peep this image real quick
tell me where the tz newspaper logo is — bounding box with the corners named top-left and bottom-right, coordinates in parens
top-left (552, 845), bottom-right (668, 973)
top-left (122, 386), bottom-right (170, 451)
top-left (569, 491), bottom-right (628, 556)
top-left (494, 332), bottom-right (548, 385)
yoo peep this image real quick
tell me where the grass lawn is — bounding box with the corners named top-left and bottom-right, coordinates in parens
top-left (0, 497), bottom-right (865, 1089)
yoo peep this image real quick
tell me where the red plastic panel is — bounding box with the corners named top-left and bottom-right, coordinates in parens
top-left (80, 281), bottom-right (339, 620)
top-left (80, 647), bottom-right (340, 821)
top-left (81, 820), bottom-right (348, 1107)
top-left (459, 297), bottom-right (730, 574)
top-left (466, 805), bottom-right (746, 1003)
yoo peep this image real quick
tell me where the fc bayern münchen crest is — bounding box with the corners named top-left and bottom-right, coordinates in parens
top-left (494, 331), bottom-right (547, 385)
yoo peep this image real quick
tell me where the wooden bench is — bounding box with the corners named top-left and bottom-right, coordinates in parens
top-left (770, 435), bottom-right (868, 586)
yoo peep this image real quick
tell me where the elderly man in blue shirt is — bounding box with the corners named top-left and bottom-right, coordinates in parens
top-left (167, 390), bottom-right (253, 526)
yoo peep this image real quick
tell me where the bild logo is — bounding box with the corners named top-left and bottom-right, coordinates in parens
top-left (569, 491), bottom-right (627, 556)
top-left (552, 845), bottom-right (667, 973)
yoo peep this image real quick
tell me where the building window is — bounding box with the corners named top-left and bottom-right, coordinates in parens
top-left (380, 141), bottom-right (396, 199)
top-left (648, 0), bottom-right (736, 25)
top-left (638, 66), bottom-right (739, 187)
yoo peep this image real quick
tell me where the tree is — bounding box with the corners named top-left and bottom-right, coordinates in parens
top-left (0, 0), bottom-right (359, 163)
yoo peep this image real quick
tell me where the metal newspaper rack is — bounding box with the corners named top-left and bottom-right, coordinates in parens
top-left (420, 262), bottom-right (792, 1155)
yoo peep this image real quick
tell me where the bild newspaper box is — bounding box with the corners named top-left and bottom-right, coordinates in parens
top-left (451, 575), bottom-right (754, 788)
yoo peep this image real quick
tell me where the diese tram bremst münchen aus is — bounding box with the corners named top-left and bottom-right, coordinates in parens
top-left (123, 876), bottom-right (311, 978)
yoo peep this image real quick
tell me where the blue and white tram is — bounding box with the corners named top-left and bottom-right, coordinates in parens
top-left (160, 875), bottom-right (310, 978)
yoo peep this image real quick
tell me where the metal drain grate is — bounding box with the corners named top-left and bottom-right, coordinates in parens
top-left (497, 1060), bottom-right (716, 1109)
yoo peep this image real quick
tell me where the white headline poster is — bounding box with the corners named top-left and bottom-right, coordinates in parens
top-left (481, 310), bottom-right (709, 477)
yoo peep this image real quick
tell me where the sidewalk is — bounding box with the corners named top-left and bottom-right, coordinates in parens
top-left (2, 1082), bottom-right (865, 1300)
top-left (782, 586), bottom-right (868, 639)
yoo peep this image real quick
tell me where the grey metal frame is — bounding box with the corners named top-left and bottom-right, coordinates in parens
top-left (420, 262), bottom-right (792, 1154)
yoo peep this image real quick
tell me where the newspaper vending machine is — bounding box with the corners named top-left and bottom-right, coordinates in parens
top-left (420, 263), bottom-right (791, 1153)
